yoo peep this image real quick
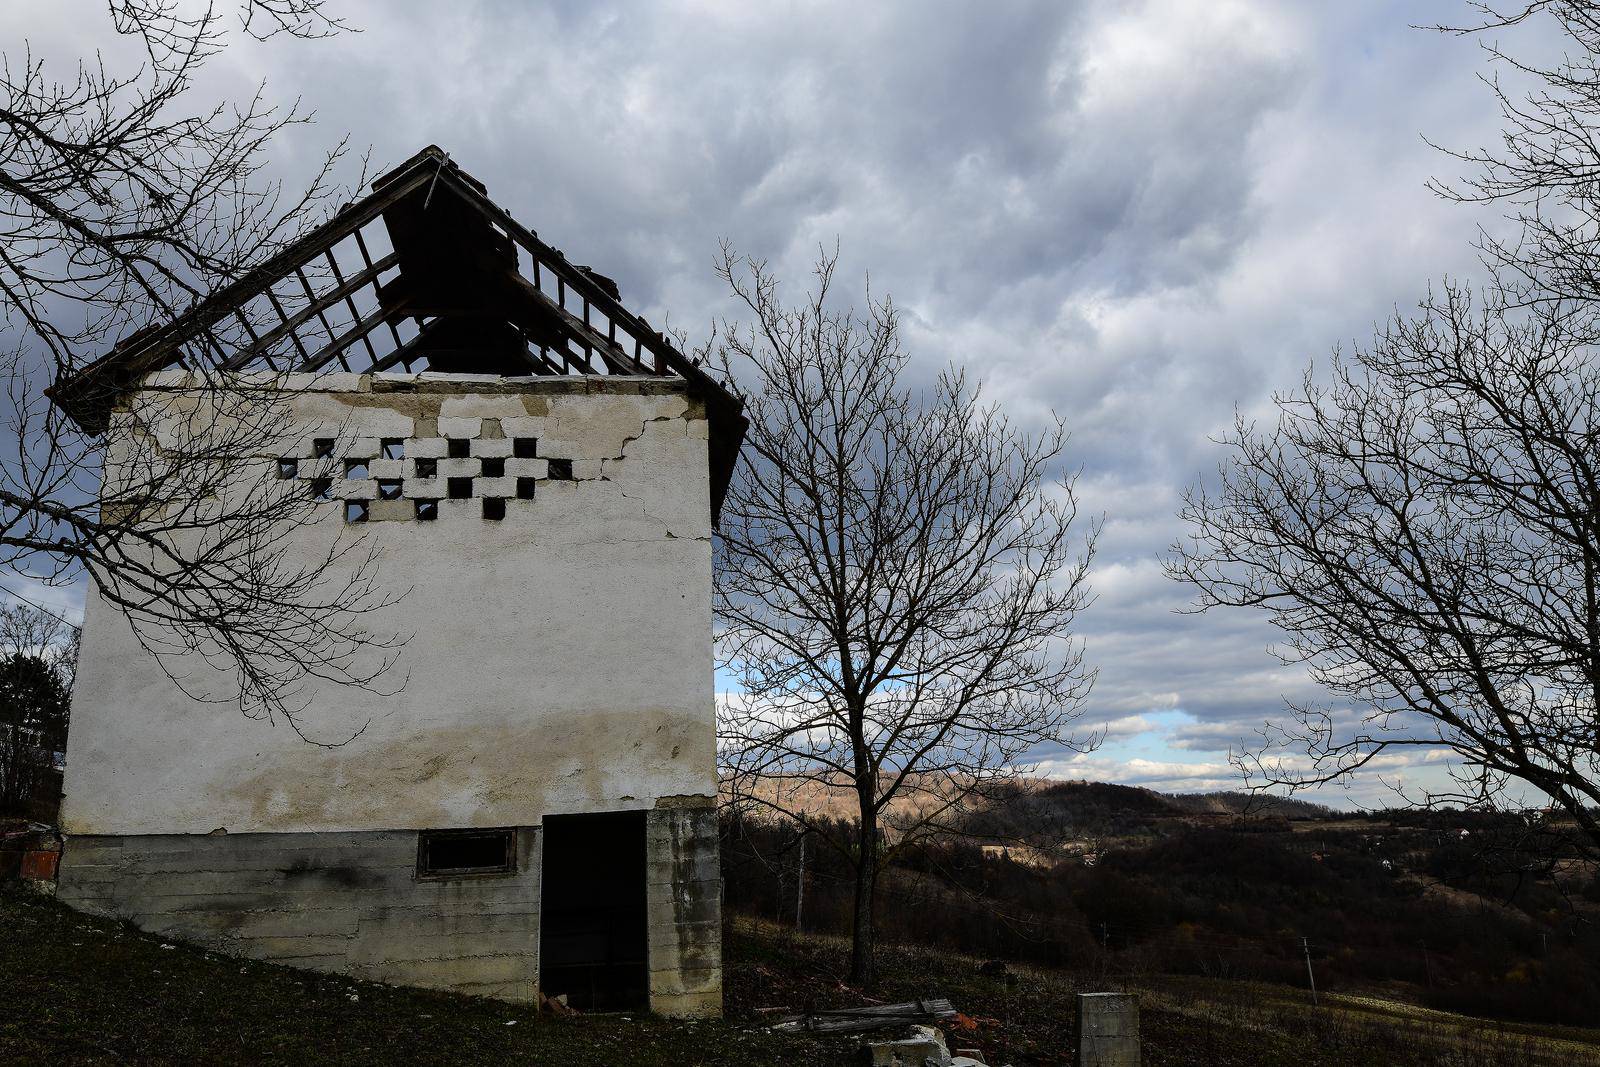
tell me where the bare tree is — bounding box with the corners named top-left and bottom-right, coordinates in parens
top-left (1170, 285), bottom-right (1600, 854)
top-left (711, 246), bottom-right (1098, 986)
top-left (2, 2), bottom-right (402, 738)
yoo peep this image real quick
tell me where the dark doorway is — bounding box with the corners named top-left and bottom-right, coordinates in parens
top-left (539, 810), bottom-right (649, 1011)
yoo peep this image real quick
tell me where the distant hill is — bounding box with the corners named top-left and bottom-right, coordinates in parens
top-left (733, 774), bottom-right (1339, 840)
top-left (1165, 790), bottom-right (1334, 819)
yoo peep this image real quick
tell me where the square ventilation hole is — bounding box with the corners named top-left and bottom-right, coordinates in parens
top-left (513, 437), bottom-right (537, 458)
top-left (381, 438), bottom-right (406, 460)
top-left (415, 457), bottom-right (437, 478)
top-left (414, 499), bottom-right (438, 521)
top-left (482, 457), bottom-right (505, 478)
top-left (344, 500), bottom-right (368, 524)
top-left (377, 480), bottom-right (403, 500)
top-left (344, 459), bottom-right (368, 480)
top-left (277, 459), bottom-right (298, 479)
top-left (516, 477), bottom-right (536, 500)
top-left (482, 498), bottom-right (506, 521)
top-left (309, 478), bottom-right (332, 501)
top-left (447, 477), bottom-right (473, 500)
top-left (312, 438), bottom-right (334, 458)
top-left (546, 458), bottom-right (573, 480)
top-left (447, 438), bottom-right (471, 459)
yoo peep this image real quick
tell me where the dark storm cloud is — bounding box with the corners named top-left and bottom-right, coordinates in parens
top-left (6, 1), bottom-right (1565, 801)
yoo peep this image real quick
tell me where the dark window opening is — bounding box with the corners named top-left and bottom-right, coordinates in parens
top-left (417, 828), bottom-right (516, 878)
top-left (381, 438), bottom-right (406, 460)
top-left (415, 499), bottom-right (438, 521)
top-left (313, 438), bottom-right (334, 458)
top-left (482, 498), bottom-right (506, 521)
top-left (345, 459), bottom-right (368, 480)
top-left (547, 458), bottom-right (573, 480)
top-left (277, 459), bottom-right (298, 479)
top-left (415, 457), bottom-right (437, 478)
top-left (516, 477), bottom-right (537, 500)
top-left (309, 478), bottom-right (332, 500)
top-left (513, 437), bottom-right (538, 458)
top-left (482, 457), bottom-right (505, 478)
top-left (377, 480), bottom-right (403, 500)
top-left (540, 811), bottom-right (649, 1011)
top-left (448, 438), bottom-right (472, 459)
top-left (448, 477), bottom-right (473, 499)
top-left (344, 500), bottom-right (368, 523)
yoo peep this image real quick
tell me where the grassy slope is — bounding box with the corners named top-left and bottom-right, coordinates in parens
top-left (5, 887), bottom-right (1599, 1066)
top-left (0, 888), bottom-right (847, 1066)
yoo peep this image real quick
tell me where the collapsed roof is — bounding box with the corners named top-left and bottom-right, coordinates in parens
top-left (49, 145), bottom-right (745, 519)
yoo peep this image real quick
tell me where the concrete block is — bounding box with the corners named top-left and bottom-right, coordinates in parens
top-left (306, 372), bottom-right (368, 394)
top-left (476, 477), bottom-right (515, 499)
top-left (1077, 992), bottom-right (1138, 1067)
top-left (437, 416), bottom-right (482, 439)
top-left (863, 1025), bottom-right (951, 1066)
top-left (470, 437), bottom-right (513, 458)
top-left (504, 458), bottom-right (547, 478)
top-left (407, 437), bottom-right (449, 459)
top-left (368, 458), bottom-right (405, 480)
top-left (403, 478), bottom-right (444, 499)
top-left (340, 480), bottom-right (377, 501)
top-left (439, 396), bottom-right (530, 420)
top-left (369, 499), bottom-right (411, 523)
top-left (345, 437), bottom-right (380, 459)
top-left (500, 415), bottom-right (547, 439)
top-left (435, 457), bottom-right (480, 479)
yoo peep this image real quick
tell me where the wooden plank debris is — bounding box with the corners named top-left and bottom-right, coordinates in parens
top-left (770, 997), bottom-right (958, 1034)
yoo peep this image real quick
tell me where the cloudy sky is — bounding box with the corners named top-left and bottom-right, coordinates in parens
top-left (10, 1), bottom-right (1567, 805)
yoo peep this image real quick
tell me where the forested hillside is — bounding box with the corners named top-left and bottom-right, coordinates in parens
top-left (724, 782), bottom-right (1600, 1026)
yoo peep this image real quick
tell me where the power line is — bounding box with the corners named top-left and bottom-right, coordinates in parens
top-left (0, 578), bottom-right (82, 633)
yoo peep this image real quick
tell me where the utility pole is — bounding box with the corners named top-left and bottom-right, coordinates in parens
top-left (1301, 937), bottom-right (1319, 1007)
top-left (794, 832), bottom-right (806, 932)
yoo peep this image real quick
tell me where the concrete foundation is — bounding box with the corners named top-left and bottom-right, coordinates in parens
top-left (1076, 992), bottom-right (1139, 1067)
top-left (57, 806), bottom-right (723, 1014)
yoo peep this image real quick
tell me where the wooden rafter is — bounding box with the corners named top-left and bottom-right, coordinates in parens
top-left (221, 251), bottom-right (397, 370)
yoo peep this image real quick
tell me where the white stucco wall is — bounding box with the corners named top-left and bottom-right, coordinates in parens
top-left (60, 372), bottom-right (717, 835)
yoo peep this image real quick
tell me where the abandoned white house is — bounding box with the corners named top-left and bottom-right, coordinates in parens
top-left (49, 147), bottom-right (743, 1016)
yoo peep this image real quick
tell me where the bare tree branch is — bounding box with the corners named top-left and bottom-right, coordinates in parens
top-left (1, 3), bottom-right (399, 738)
